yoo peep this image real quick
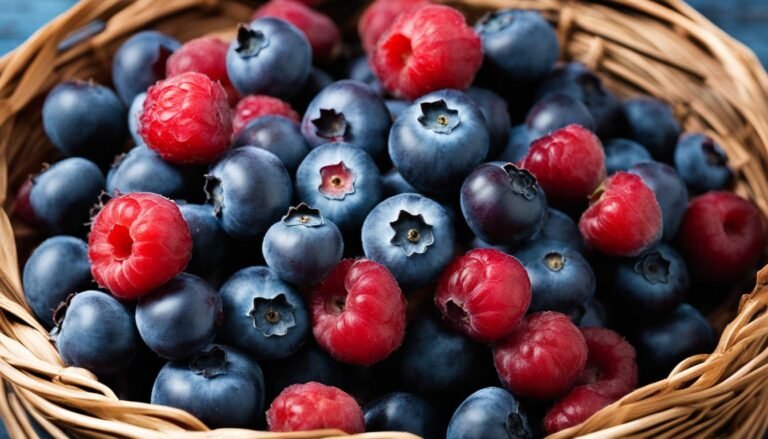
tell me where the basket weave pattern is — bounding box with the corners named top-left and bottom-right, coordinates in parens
top-left (0, 0), bottom-right (768, 437)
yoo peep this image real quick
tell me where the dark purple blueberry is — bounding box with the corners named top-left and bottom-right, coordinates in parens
top-left (389, 89), bottom-right (489, 195)
top-left (627, 161), bottom-right (688, 241)
top-left (42, 80), bottom-right (126, 165)
top-left (447, 387), bottom-right (532, 439)
top-left (571, 298), bottom-right (608, 328)
top-left (23, 236), bottom-right (92, 328)
top-left (604, 138), bottom-right (653, 174)
top-left (382, 168), bottom-right (418, 198)
top-left (226, 19), bottom-right (311, 98)
top-left (514, 239), bottom-right (595, 314)
top-left (179, 203), bottom-right (228, 276)
top-left (262, 342), bottom-right (344, 403)
top-left (347, 56), bottom-right (384, 96)
top-left (291, 67), bottom-right (333, 113)
top-left (466, 87), bottom-right (512, 157)
top-left (151, 344), bottom-right (265, 428)
top-left (673, 133), bottom-right (733, 193)
top-left (128, 92), bottom-right (147, 146)
top-left (364, 392), bottom-right (443, 439)
top-left (302, 80), bottom-right (391, 163)
top-left (295, 142), bottom-right (382, 234)
top-left (468, 236), bottom-right (514, 254)
top-left (136, 274), bottom-right (222, 360)
top-left (232, 115), bottom-right (310, 173)
top-left (262, 204), bottom-right (344, 285)
top-left (526, 94), bottom-right (595, 138)
top-left (622, 97), bottom-right (681, 163)
top-left (460, 163), bottom-right (547, 247)
top-left (385, 100), bottom-right (411, 122)
top-left (362, 193), bottom-right (455, 290)
top-left (112, 31), bottom-right (180, 105)
top-left (497, 124), bottom-right (533, 163)
top-left (52, 291), bottom-right (139, 376)
top-left (218, 266), bottom-right (309, 360)
top-left (106, 145), bottom-right (191, 199)
top-left (530, 208), bottom-right (585, 254)
top-left (30, 157), bottom-right (105, 236)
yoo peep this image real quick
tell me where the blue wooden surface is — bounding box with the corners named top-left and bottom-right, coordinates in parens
top-left (0, 0), bottom-right (766, 64)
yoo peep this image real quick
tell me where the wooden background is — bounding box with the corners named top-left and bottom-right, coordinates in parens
top-left (0, 0), bottom-right (766, 63)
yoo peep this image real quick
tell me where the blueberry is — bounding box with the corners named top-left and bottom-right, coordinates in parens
top-left (382, 168), bottom-right (418, 198)
top-left (295, 142), bottom-right (382, 234)
top-left (290, 67), bottom-right (334, 113)
top-left (526, 94), bottom-right (595, 139)
top-left (206, 146), bottom-right (292, 241)
top-left (232, 115), bottom-right (310, 174)
top-left (530, 208), bottom-right (585, 254)
top-left (622, 97), bottom-right (681, 163)
top-left (466, 87), bottom-right (512, 157)
top-left (179, 203), bottom-right (228, 275)
top-left (226, 19), bottom-right (311, 99)
top-left (497, 124), bottom-right (533, 163)
top-left (30, 157), bottom-right (105, 236)
top-left (52, 291), bottom-right (139, 376)
top-left (461, 163), bottom-right (547, 247)
top-left (301, 80), bottom-right (391, 163)
top-left (262, 204), bottom-right (344, 285)
top-left (514, 239), bottom-right (595, 314)
top-left (362, 193), bottom-right (455, 290)
top-left (347, 56), bottom-right (384, 96)
top-left (627, 161), bottom-right (688, 241)
top-left (468, 235), bottom-right (514, 254)
top-left (604, 138), bottom-right (653, 174)
top-left (136, 274), bottom-right (222, 360)
top-left (42, 80), bottom-right (126, 164)
top-left (607, 243), bottom-right (688, 316)
top-left (385, 100), bottom-right (411, 122)
top-left (571, 298), bottom-right (608, 328)
top-left (151, 344), bottom-right (265, 428)
top-left (475, 10), bottom-right (558, 84)
top-left (106, 145), bottom-right (191, 199)
top-left (128, 92), bottom-right (146, 146)
top-left (673, 133), bottom-right (733, 193)
top-left (219, 266), bottom-right (309, 360)
top-left (629, 304), bottom-right (715, 382)
top-left (447, 387), bottom-right (532, 439)
top-left (390, 89), bottom-right (489, 195)
top-left (262, 342), bottom-right (344, 402)
top-left (536, 62), bottom-right (623, 139)
top-left (364, 392), bottom-right (443, 439)
top-left (112, 31), bottom-right (180, 105)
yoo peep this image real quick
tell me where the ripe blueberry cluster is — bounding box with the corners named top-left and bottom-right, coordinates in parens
top-left (18, 0), bottom-right (765, 436)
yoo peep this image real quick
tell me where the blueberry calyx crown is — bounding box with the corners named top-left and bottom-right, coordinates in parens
top-left (49, 293), bottom-right (77, 341)
top-left (503, 164), bottom-right (539, 201)
top-left (282, 203), bottom-right (324, 227)
top-left (476, 10), bottom-right (516, 34)
top-left (235, 25), bottom-right (269, 58)
top-left (312, 109), bottom-right (348, 140)
top-left (204, 175), bottom-right (224, 216)
top-left (249, 293), bottom-right (297, 337)
top-left (634, 251), bottom-right (671, 284)
top-left (506, 404), bottom-right (533, 438)
top-left (543, 252), bottom-right (566, 272)
top-left (389, 210), bottom-right (435, 256)
top-left (418, 100), bottom-right (460, 134)
top-left (319, 161), bottom-right (357, 200)
top-left (190, 346), bottom-right (228, 378)
top-left (701, 137), bottom-right (728, 167)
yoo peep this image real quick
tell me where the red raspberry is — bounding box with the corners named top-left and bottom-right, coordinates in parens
top-left (253, 0), bottom-right (340, 62)
top-left (358, 0), bottom-right (430, 54)
top-left (371, 4), bottom-right (482, 100)
top-left (544, 328), bottom-right (638, 434)
top-left (493, 312), bottom-right (587, 400)
top-left (266, 382), bottom-right (364, 433)
top-left (88, 193), bottom-right (192, 300)
top-left (310, 259), bottom-right (407, 366)
top-left (435, 248), bottom-right (531, 343)
top-left (522, 124), bottom-right (606, 209)
top-left (139, 72), bottom-right (232, 164)
top-left (677, 191), bottom-right (766, 283)
top-left (579, 172), bottom-right (662, 257)
top-left (232, 95), bottom-right (300, 135)
top-left (165, 37), bottom-right (238, 106)
top-left (15, 177), bottom-right (38, 226)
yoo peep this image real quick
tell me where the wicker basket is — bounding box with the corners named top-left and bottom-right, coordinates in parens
top-left (1, 0), bottom-right (768, 437)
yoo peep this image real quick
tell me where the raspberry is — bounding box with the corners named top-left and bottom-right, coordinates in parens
top-left (493, 312), bottom-right (588, 400)
top-left (165, 37), bottom-right (238, 106)
top-left (88, 193), bottom-right (192, 300)
top-left (358, 0), bottom-right (430, 54)
top-left (139, 72), bottom-right (232, 164)
top-left (371, 4), bottom-right (482, 100)
top-left (310, 259), bottom-right (407, 366)
top-left (544, 387), bottom-right (612, 434)
top-left (232, 95), bottom-right (300, 135)
top-left (267, 382), bottom-right (364, 433)
top-left (522, 124), bottom-right (606, 209)
top-left (253, 0), bottom-right (340, 62)
top-left (435, 249), bottom-right (531, 343)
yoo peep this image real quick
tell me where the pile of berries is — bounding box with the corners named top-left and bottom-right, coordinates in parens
top-left (18, 0), bottom-right (765, 437)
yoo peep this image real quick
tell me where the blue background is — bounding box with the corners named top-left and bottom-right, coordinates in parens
top-left (0, 0), bottom-right (766, 63)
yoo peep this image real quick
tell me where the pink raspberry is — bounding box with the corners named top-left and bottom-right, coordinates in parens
top-left (232, 95), bottom-right (300, 135)
top-left (166, 36), bottom-right (238, 106)
top-left (266, 382), bottom-right (364, 433)
top-left (358, 0), bottom-right (430, 54)
top-left (253, 0), bottom-right (340, 62)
